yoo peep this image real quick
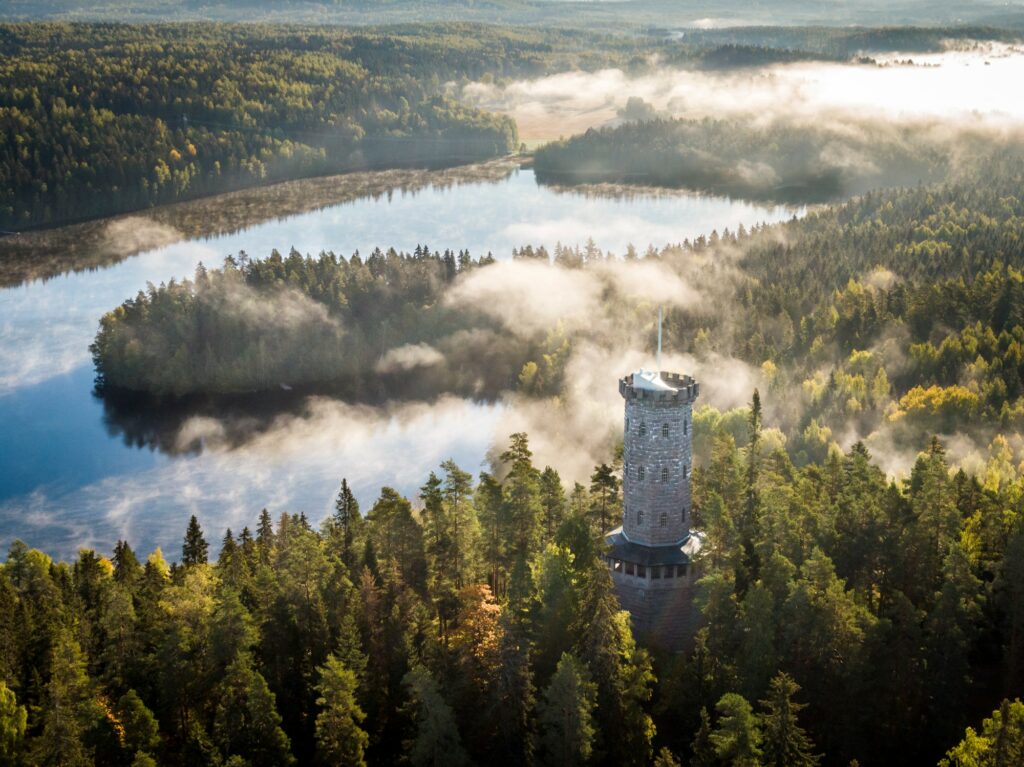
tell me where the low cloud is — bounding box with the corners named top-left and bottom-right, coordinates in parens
top-left (375, 343), bottom-right (445, 373)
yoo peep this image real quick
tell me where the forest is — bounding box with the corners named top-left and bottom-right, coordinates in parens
top-left (0, 23), bottom-right (560, 229)
top-left (92, 154), bottom-right (1024, 463)
top-left (2, 419), bottom-right (1023, 766)
top-left (88, 245), bottom-right (528, 397)
top-left (5, 21), bottom-right (1023, 230)
top-left (532, 116), bottom-right (1024, 203)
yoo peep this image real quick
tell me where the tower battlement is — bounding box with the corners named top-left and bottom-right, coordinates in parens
top-left (619, 372), bottom-right (699, 403)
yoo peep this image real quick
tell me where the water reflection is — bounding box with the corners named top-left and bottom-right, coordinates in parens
top-left (0, 166), bottom-right (798, 558)
top-left (0, 394), bottom-right (504, 560)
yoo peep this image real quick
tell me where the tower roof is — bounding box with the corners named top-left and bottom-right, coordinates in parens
top-left (631, 367), bottom-right (677, 392)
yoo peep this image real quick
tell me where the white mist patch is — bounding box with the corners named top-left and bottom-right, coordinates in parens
top-left (375, 343), bottom-right (445, 373)
top-left (465, 47), bottom-right (1024, 140)
top-left (101, 216), bottom-right (182, 255)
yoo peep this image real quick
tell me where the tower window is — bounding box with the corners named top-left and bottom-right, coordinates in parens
top-left (662, 422), bottom-right (669, 437)
top-left (659, 513), bottom-right (667, 527)
top-left (684, 418), bottom-right (688, 435)
top-left (683, 465), bottom-right (689, 479)
top-left (638, 465), bottom-right (645, 481)
top-left (639, 422), bottom-right (647, 437)
top-left (638, 510), bottom-right (644, 526)
top-left (661, 467), bottom-right (669, 483)
top-left (651, 565), bottom-right (662, 579)
top-left (625, 562), bottom-right (635, 576)
top-left (637, 564), bottom-right (647, 578)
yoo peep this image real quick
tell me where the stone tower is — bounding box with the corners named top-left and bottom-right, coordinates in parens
top-left (606, 366), bottom-right (702, 650)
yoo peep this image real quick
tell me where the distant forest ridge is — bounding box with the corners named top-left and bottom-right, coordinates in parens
top-left (4, 0), bottom-right (1024, 28)
top-left (0, 23), bottom-right (538, 229)
top-left (2, 22), bottom-right (1023, 230)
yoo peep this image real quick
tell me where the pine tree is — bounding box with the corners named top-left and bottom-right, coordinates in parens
top-left (588, 463), bottom-right (620, 535)
top-left (402, 666), bottom-right (469, 767)
top-left (366, 487), bottom-right (428, 592)
top-left (441, 459), bottom-right (480, 591)
top-left (314, 655), bottom-right (368, 767)
top-left (181, 515), bottom-right (209, 566)
top-left (537, 653), bottom-right (597, 767)
top-left (759, 673), bottom-right (819, 767)
top-left (213, 652), bottom-right (293, 767)
top-left (710, 693), bottom-right (763, 767)
top-left (539, 467), bottom-right (567, 538)
top-left (501, 433), bottom-right (544, 562)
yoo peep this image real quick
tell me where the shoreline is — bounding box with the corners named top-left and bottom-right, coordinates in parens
top-left (0, 156), bottom-right (522, 288)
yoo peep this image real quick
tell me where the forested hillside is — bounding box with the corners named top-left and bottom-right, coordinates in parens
top-left (92, 156), bottom-right (1024, 465)
top-left (0, 23), bottom-right (548, 229)
top-left (2, 424), bottom-right (1023, 765)
top-left (89, 246), bottom-right (527, 397)
top-left (532, 116), bottom-right (1019, 203)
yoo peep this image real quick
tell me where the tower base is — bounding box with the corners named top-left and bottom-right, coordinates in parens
top-left (605, 527), bottom-right (703, 651)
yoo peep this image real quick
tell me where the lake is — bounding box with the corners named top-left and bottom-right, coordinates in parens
top-left (0, 165), bottom-right (797, 559)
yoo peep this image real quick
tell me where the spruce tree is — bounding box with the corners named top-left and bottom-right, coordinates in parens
top-left (759, 673), bottom-right (820, 767)
top-left (710, 693), bottom-right (762, 767)
top-left (691, 707), bottom-right (715, 767)
top-left (181, 515), bottom-right (209, 566)
top-left (402, 666), bottom-right (469, 767)
top-left (537, 653), bottom-right (597, 767)
top-left (330, 478), bottom-right (362, 571)
top-left (115, 690), bottom-right (160, 760)
top-left (213, 652), bottom-right (293, 767)
top-left (493, 615), bottom-right (537, 766)
top-left (112, 540), bottom-right (142, 586)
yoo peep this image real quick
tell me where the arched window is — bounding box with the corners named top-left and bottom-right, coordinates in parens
top-left (638, 510), bottom-right (645, 526)
top-left (638, 465), bottom-right (645, 481)
top-left (661, 467), bottom-right (669, 483)
top-left (683, 464), bottom-right (689, 479)
top-left (684, 418), bottom-right (688, 435)
top-left (659, 513), bottom-right (667, 527)
top-left (661, 422), bottom-right (669, 437)
top-left (639, 422), bottom-right (647, 437)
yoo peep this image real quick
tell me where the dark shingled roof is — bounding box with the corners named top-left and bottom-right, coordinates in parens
top-left (605, 527), bottom-right (696, 567)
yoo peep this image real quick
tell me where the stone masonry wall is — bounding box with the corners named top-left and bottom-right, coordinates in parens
top-left (620, 372), bottom-right (698, 546)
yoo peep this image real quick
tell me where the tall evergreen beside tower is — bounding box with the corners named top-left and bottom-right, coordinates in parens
top-left (606, 367), bottom-right (702, 650)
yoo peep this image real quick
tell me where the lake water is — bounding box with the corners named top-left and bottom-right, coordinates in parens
top-left (0, 166), bottom-right (796, 560)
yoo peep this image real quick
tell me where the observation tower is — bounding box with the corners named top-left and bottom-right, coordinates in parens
top-left (606, 310), bottom-right (702, 649)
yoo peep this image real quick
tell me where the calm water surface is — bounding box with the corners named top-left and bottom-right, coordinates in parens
top-left (0, 168), bottom-right (796, 558)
